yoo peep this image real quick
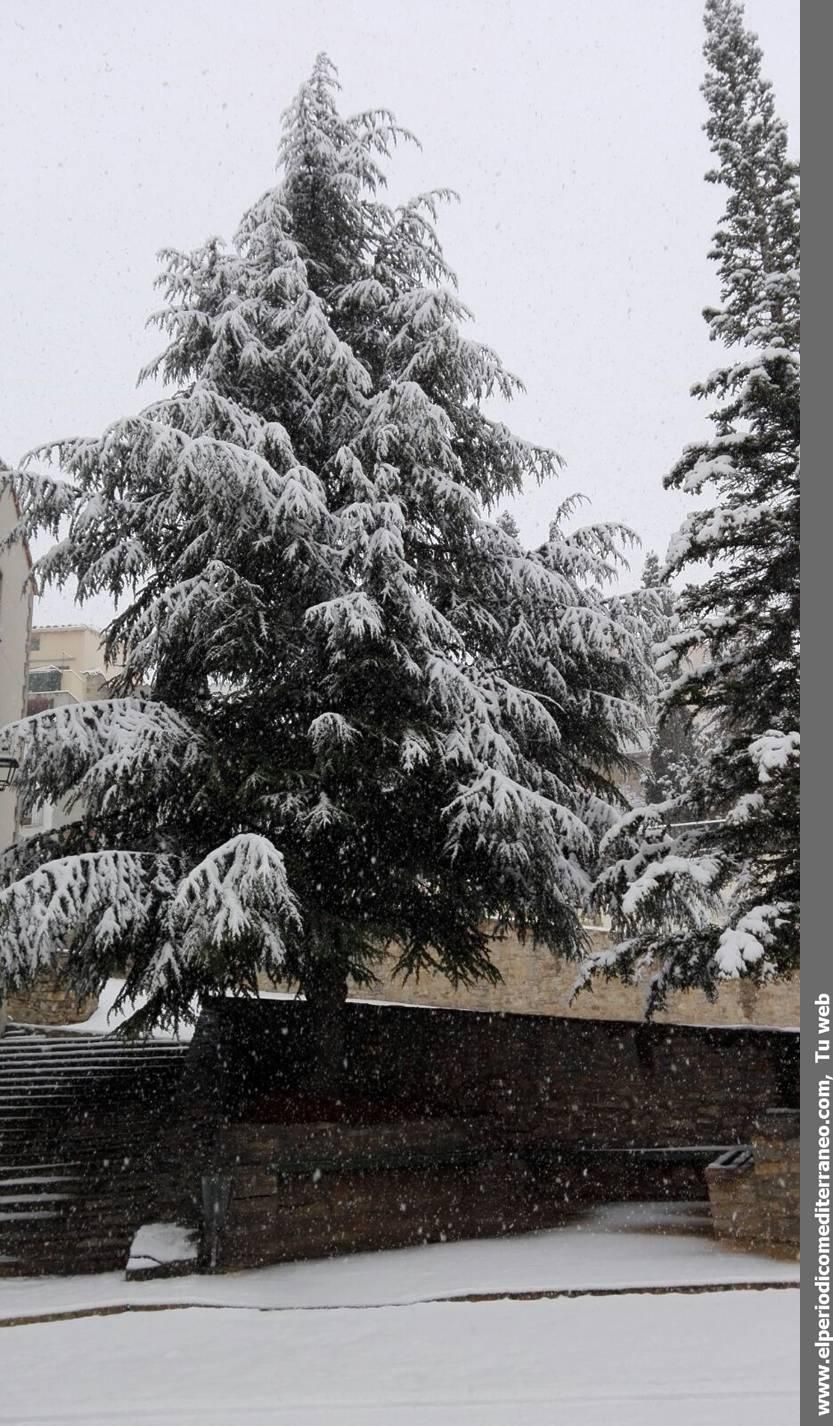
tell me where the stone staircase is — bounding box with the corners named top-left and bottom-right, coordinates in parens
top-left (0, 1024), bottom-right (191, 1276)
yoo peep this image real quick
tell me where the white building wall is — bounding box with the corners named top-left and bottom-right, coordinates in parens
top-left (0, 488), bottom-right (33, 852)
top-left (19, 626), bottom-right (124, 841)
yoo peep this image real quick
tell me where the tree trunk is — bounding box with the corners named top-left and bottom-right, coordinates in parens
top-left (301, 958), bottom-right (349, 1101)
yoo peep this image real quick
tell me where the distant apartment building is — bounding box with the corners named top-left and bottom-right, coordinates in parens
top-left (27, 625), bottom-right (124, 707)
top-left (0, 485), bottom-right (34, 853)
top-left (21, 625), bottom-right (125, 837)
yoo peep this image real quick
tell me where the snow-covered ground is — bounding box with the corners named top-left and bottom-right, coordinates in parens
top-left (12, 990), bottom-right (798, 1422)
top-left (0, 1289), bottom-right (797, 1425)
top-left (0, 1204), bottom-right (797, 1423)
top-left (0, 1203), bottom-right (797, 1321)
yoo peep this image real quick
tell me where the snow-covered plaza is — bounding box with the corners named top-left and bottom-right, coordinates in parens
top-left (0, 1291), bottom-right (797, 1426)
top-left (0, 1207), bottom-right (798, 1425)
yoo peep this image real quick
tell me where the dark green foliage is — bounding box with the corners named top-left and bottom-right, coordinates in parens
top-left (594, 0), bottom-right (799, 1007)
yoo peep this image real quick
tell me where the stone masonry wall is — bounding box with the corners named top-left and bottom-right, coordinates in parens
top-left (262, 924), bottom-right (800, 1029)
top-left (197, 999), bottom-right (798, 1146)
top-left (6, 924), bottom-right (799, 1032)
top-left (706, 1109), bottom-right (800, 1258)
top-left (216, 1118), bottom-right (549, 1271)
top-left (6, 975), bottom-right (96, 1027)
top-left (193, 1001), bottom-right (798, 1272)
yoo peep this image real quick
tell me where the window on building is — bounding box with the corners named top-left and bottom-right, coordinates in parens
top-left (28, 667), bottom-right (62, 693)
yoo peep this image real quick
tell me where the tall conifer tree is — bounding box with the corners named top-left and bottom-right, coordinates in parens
top-left (1, 59), bottom-right (650, 1059)
top-left (596, 0), bottom-right (800, 1007)
top-left (639, 552), bottom-right (699, 813)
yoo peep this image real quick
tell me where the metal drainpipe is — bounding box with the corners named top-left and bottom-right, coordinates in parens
top-left (200, 1174), bottom-right (232, 1272)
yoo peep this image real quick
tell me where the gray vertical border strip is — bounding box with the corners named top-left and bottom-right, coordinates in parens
top-left (803, 0), bottom-right (822, 1419)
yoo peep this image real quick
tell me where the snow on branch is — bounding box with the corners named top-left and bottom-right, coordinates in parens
top-left (305, 591), bottom-right (385, 645)
top-left (715, 904), bottom-right (788, 977)
top-left (621, 854), bottom-right (721, 918)
top-left (0, 699), bottom-right (204, 816)
top-left (0, 851), bottom-right (175, 980)
top-left (597, 798), bottom-right (678, 857)
top-left (748, 730), bottom-right (799, 782)
top-left (117, 562), bottom-right (270, 683)
top-left (0, 834), bottom-right (303, 999)
top-left (725, 791), bottom-right (764, 824)
top-left (165, 834), bottom-right (301, 965)
top-left (1, 463), bottom-right (79, 547)
top-left (443, 768), bottom-right (595, 882)
top-left (308, 711), bottom-right (359, 752)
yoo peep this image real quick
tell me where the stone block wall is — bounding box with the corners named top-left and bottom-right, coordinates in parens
top-left (216, 1118), bottom-right (550, 1271)
top-left (6, 923), bottom-right (800, 1032)
top-left (6, 973), bottom-right (96, 1027)
top-left (195, 999), bottom-right (798, 1149)
top-left (215, 1117), bottom-right (726, 1272)
top-left (262, 924), bottom-right (800, 1029)
top-left (706, 1109), bottom-right (799, 1257)
top-left (359, 930), bottom-right (800, 1027)
top-left (178, 1001), bottom-right (798, 1272)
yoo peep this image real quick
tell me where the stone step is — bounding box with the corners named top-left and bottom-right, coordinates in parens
top-left (0, 1026), bottom-right (191, 1276)
top-left (0, 1189), bottom-right (80, 1201)
top-left (0, 1050), bottom-right (154, 1061)
top-left (0, 1163), bottom-right (85, 1176)
top-left (0, 1054), bottom-right (186, 1067)
top-left (0, 1066), bottom-right (186, 1077)
top-left (0, 1171), bottom-right (82, 1184)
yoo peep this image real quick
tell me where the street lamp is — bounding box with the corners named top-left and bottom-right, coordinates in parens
top-left (0, 758), bottom-right (19, 789)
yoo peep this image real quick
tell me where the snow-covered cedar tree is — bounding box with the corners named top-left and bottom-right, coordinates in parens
top-left (0, 57), bottom-right (653, 1067)
top-left (639, 553), bottom-right (700, 814)
top-left (592, 0), bottom-right (799, 1011)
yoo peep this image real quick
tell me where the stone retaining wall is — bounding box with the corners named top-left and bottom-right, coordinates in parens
top-left (216, 1118), bottom-right (548, 1271)
top-left (175, 1001), bottom-right (799, 1272)
top-left (184, 1000), bottom-right (800, 1270)
top-left (195, 999), bottom-right (799, 1148)
top-left (706, 1109), bottom-right (800, 1258)
top-left (6, 926), bottom-right (800, 1031)
top-left (213, 1123), bottom-right (714, 1273)
top-left (262, 925), bottom-right (800, 1029)
top-left (6, 973), bottom-right (96, 1027)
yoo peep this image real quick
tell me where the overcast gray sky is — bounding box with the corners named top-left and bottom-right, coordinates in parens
top-left (0, 0), bottom-right (798, 626)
